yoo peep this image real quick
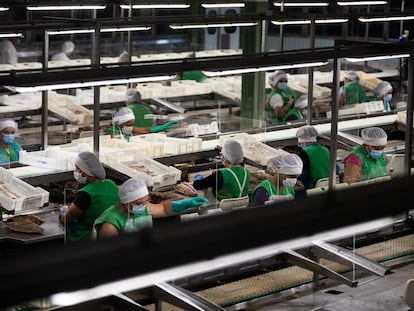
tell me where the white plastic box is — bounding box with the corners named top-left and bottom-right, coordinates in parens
top-left (0, 167), bottom-right (49, 213)
top-left (103, 150), bottom-right (182, 190)
top-left (129, 134), bottom-right (202, 155)
top-left (19, 146), bottom-right (80, 171)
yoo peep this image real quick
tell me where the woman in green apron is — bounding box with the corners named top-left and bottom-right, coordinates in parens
top-left (0, 118), bottom-right (22, 164)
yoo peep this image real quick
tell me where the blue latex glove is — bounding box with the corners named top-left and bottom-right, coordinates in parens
top-left (150, 120), bottom-right (179, 133)
top-left (194, 174), bottom-right (204, 181)
top-left (172, 196), bottom-right (209, 213)
top-left (58, 207), bottom-right (67, 224)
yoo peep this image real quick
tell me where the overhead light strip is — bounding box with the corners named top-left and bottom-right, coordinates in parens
top-left (272, 19), bottom-right (348, 25)
top-left (6, 75), bottom-right (176, 93)
top-left (101, 26), bottom-right (151, 32)
top-left (201, 3), bottom-right (245, 8)
top-left (170, 22), bottom-right (258, 29)
top-left (0, 32), bottom-right (23, 38)
top-left (359, 16), bottom-right (414, 22)
top-left (345, 54), bottom-right (409, 62)
top-left (203, 61), bottom-right (328, 77)
top-left (120, 4), bottom-right (190, 9)
top-left (273, 2), bottom-right (329, 7)
top-left (0, 7), bottom-right (9, 11)
top-left (27, 5), bottom-right (107, 11)
top-left (337, 1), bottom-right (387, 6)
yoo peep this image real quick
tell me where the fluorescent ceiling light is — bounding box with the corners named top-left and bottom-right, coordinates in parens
top-left (6, 75), bottom-right (176, 93)
top-left (337, 1), bottom-right (387, 6)
top-left (201, 3), bottom-right (245, 8)
top-left (271, 18), bottom-right (348, 25)
top-left (47, 29), bottom-right (94, 35)
top-left (120, 4), bottom-right (190, 9)
top-left (101, 26), bottom-right (151, 32)
top-left (170, 22), bottom-right (257, 29)
top-left (273, 2), bottom-right (329, 7)
top-left (27, 5), bottom-right (107, 10)
top-left (0, 32), bottom-right (23, 38)
top-left (203, 61), bottom-right (328, 77)
top-left (345, 54), bottom-right (409, 62)
top-left (359, 16), bottom-right (414, 22)
top-left (0, 7), bottom-right (9, 11)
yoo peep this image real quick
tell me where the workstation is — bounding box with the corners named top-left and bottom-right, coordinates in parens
top-left (0, 1), bottom-right (414, 310)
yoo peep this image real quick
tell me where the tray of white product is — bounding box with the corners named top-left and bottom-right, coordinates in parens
top-left (0, 167), bottom-right (49, 213)
top-left (129, 134), bottom-right (202, 155)
top-left (47, 95), bottom-right (93, 124)
top-left (100, 138), bottom-right (165, 158)
top-left (103, 150), bottom-right (182, 190)
top-left (218, 133), bottom-right (288, 166)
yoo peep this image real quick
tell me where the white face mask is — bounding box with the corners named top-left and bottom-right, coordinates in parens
top-left (73, 171), bottom-right (87, 184)
top-left (283, 177), bottom-right (297, 187)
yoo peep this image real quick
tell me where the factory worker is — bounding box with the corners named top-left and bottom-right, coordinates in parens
top-left (343, 127), bottom-right (388, 184)
top-left (0, 118), bottom-right (22, 164)
top-left (0, 36), bottom-right (20, 65)
top-left (105, 107), bottom-right (135, 141)
top-left (51, 41), bottom-right (75, 62)
top-left (58, 151), bottom-right (120, 242)
top-left (266, 70), bottom-right (302, 125)
top-left (193, 139), bottom-right (251, 200)
top-left (93, 177), bottom-right (208, 238)
top-left (295, 125), bottom-right (330, 189)
top-left (251, 153), bottom-right (303, 206)
top-left (373, 81), bottom-right (393, 112)
top-left (339, 71), bottom-right (367, 107)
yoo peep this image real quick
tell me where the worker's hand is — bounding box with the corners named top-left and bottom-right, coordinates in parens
top-left (58, 207), bottom-right (67, 224)
top-left (172, 196), bottom-right (209, 212)
top-left (288, 97), bottom-right (294, 106)
top-left (194, 174), bottom-right (204, 181)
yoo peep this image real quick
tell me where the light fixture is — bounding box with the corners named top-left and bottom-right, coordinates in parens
top-left (315, 18), bottom-right (348, 24)
top-left (271, 18), bottom-right (348, 25)
top-left (345, 54), bottom-right (409, 62)
top-left (201, 3), bottom-right (245, 8)
top-left (101, 26), bottom-right (151, 32)
top-left (169, 21), bottom-right (257, 29)
top-left (0, 32), bottom-right (23, 38)
top-left (6, 75), bottom-right (176, 93)
top-left (47, 29), bottom-right (95, 35)
top-left (202, 61), bottom-right (328, 77)
top-left (26, 5), bottom-right (107, 11)
top-left (0, 7), bottom-right (9, 11)
top-left (358, 16), bottom-right (414, 22)
top-left (120, 4), bottom-right (190, 9)
top-left (272, 2), bottom-right (329, 7)
top-left (337, 1), bottom-right (387, 6)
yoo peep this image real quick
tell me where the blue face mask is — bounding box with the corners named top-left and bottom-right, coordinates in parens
top-left (3, 134), bottom-right (15, 144)
top-left (278, 82), bottom-right (287, 90)
top-left (131, 204), bottom-right (146, 215)
top-left (369, 150), bottom-right (383, 160)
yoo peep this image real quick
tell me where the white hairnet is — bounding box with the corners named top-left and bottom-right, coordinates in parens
top-left (373, 81), bottom-right (392, 98)
top-left (361, 127), bottom-right (387, 146)
top-left (62, 41), bottom-right (75, 53)
top-left (268, 70), bottom-right (288, 88)
top-left (296, 125), bottom-right (318, 143)
top-left (269, 153), bottom-right (303, 175)
top-left (126, 88), bottom-right (142, 103)
top-left (119, 178), bottom-right (149, 204)
top-left (221, 139), bottom-right (244, 164)
top-left (0, 118), bottom-right (17, 132)
top-left (118, 51), bottom-right (129, 63)
top-left (113, 107), bottom-right (135, 125)
top-left (345, 71), bottom-right (359, 81)
top-left (75, 151), bottom-right (106, 179)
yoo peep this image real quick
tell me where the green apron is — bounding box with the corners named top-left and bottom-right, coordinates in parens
top-left (215, 167), bottom-right (251, 201)
top-left (346, 146), bottom-right (387, 181)
top-left (266, 87), bottom-right (301, 124)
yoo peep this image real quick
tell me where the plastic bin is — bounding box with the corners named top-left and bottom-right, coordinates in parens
top-left (103, 151), bottom-right (181, 190)
top-left (0, 167), bottom-right (49, 213)
top-left (19, 147), bottom-right (80, 170)
top-left (129, 134), bottom-right (202, 155)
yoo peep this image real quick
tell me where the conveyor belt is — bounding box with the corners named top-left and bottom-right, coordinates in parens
top-left (145, 233), bottom-right (414, 310)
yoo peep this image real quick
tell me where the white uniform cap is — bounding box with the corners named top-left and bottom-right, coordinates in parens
top-left (113, 107), bottom-right (135, 125)
top-left (269, 153), bottom-right (303, 175)
top-left (361, 127), bottom-right (387, 146)
top-left (119, 178), bottom-right (149, 204)
top-left (373, 81), bottom-right (392, 98)
top-left (221, 139), bottom-right (244, 164)
top-left (268, 70), bottom-right (288, 88)
top-left (75, 151), bottom-right (106, 179)
top-left (126, 88), bottom-right (142, 103)
top-left (345, 71), bottom-right (359, 81)
top-left (296, 125), bottom-right (318, 143)
top-left (62, 41), bottom-right (75, 53)
top-left (0, 119), bottom-right (17, 132)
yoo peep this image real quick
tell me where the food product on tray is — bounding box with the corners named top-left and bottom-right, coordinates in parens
top-left (174, 182), bottom-right (198, 197)
top-left (128, 164), bottom-right (157, 176)
top-left (7, 214), bottom-right (44, 225)
top-left (150, 191), bottom-right (185, 204)
top-left (0, 184), bottom-right (21, 198)
top-left (7, 221), bottom-right (44, 234)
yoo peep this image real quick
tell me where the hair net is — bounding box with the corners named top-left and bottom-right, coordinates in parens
top-left (269, 153), bottom-right (303, 175)
top-left (361, 127), bottom-right (387, 146)
top-left (126, 88), bottom-right (142, 103)
top-left (113, 107), bottom-right (135, 125)
top-left (119, 178), bottom-right (149, 204)
top-left (268, 70), bottom-right (288, 88)
top-left (118, 51), bottom-right (129, 63)
top-left (221, 139), bottom-right (244, 164)
top-left (0, 118), bottom-right (17, 132)
top-left (62, 41), bottom-right (75, 53)
top-left (373, 81), bottom-right (392, 98)
top-left (74, 151), bottom-right (106, 179)
top-left (296, 125), bottom-right (318, 143)
top-left (345, 71), bottom-right (359, 81)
